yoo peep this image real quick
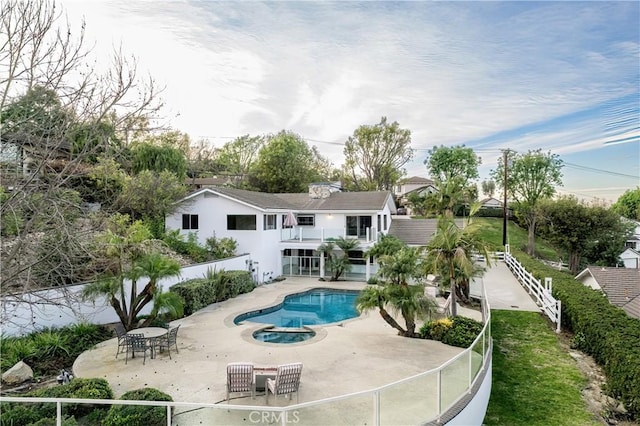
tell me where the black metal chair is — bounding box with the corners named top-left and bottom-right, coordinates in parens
top-left (114, 323), bottom-right (127, 359)
top-left (125, 333), bottom-right (152, 365)
top-left (156, 325), bottom-right (180, 359)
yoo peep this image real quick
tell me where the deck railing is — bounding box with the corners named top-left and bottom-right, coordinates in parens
top-left (280, 227), bottom-right (378, 243)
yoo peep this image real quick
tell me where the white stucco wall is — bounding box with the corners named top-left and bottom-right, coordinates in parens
top-left (578, 274), bottom-right (602, 291)
top-left (621, 250), bottom-right (640, 269)
top-left (1, 254), bottom-right (251, 336)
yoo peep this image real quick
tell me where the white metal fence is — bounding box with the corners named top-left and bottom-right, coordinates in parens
top-left (0, 287), bottom-right (493, 426)
top-left (503, 245), bottom-right (561, 333)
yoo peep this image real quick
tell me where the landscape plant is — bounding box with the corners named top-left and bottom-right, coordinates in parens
top-left (317, 237), bottom-right (361, 281)
top-left (102, 388), bottom-right (173, 426)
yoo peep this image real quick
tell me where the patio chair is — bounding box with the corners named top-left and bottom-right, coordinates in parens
top-left (114, 323), bottom-right (127, 359)
top-left (125, 333), bottom-right (152, 365)
top-left (156, 325), bottom-right (180, 359)
top-left (266, 362), bottom-right (302, 404)
top-left (226, 362), bottom-right (255, 402)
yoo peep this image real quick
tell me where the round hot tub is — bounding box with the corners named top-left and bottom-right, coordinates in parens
top-left (252, 326), bottom-right (316, 344)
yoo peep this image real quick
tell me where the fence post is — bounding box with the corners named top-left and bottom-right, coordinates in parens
top-left (167, 405), bottom-right (171, 426)
top-left (556, 300), bottom-right (562, 333)
top-left (545, 277), bottom-right (552, 293)
top-left (57, 401), bottom-right (62, 426)
top-left (374, 390), bottom-right (381, 426)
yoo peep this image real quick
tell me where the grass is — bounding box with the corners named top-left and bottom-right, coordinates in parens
top-left (484, 311), bottom-right (599, 426)
top-left (472, 217), bottom-right (563, 261)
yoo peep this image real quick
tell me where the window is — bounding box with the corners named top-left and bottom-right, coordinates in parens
top-left (377, 215), bottom-right (381, 231)
top-left (227, 215), bottom-right (256, 230)
top-left (383, 215), bottom-right (388, 231)
top-left (346, 216), bottom-right (372, 238)
top-left (182, 214), bottom-right (198, 230)
top-left (264, 214), bottom-right (276, 230)
top-left (348, 250), bottom-right (366, 265)
top-left (297, 215), bottom-right (315, 226)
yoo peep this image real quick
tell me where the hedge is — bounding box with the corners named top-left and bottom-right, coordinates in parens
top-left (512, 249), bottom-right (640, 419)
top-left (102, 388), bottom-right (173, 426)
top-left (170, 270), bottom-right (255, 316)
top-left (0, 378), bottom-right (113, 425)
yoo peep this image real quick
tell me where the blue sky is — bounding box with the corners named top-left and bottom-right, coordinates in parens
top-left (62, 1), bottom-right (639, 202)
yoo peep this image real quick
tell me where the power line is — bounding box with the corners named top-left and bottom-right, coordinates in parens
top-left (563, 162), bottom-right (639, 180)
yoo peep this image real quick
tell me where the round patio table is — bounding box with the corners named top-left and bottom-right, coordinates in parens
top-left (127, 327), bottom-right (167, 359)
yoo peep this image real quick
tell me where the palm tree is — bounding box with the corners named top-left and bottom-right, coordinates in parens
top-left (424, 214), bottom-right (490, 316)
top-left (357, 246), bottom-right (439, 337)
top-left (83, 252), bottom-right (182, 330)
top-left (317, 237), bottom-right (360, 281)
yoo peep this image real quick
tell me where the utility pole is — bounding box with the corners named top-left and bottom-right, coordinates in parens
top-left (502, 150), bottom-right (509, 247)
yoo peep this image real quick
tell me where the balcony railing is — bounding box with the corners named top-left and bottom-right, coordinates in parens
top-left (281, 227), bottom-right (378, 243)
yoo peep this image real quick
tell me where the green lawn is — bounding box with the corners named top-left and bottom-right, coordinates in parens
top-left (484, 311), bottom-right (599, 426)
top-left (473, 217), bottom-right (562, 261)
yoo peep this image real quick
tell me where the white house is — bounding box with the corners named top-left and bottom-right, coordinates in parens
top-left (620, 248), bottom-right (640, 269)
top-left (575, 266), bottom-right (640, 319)
top-left (394, 176), bottom-right (437, 199)
top-left (165, 183), bottom-right (397, 283)
top-left (479, 197), bottom-right (503, 209)
top-left (618, 219), bottom-right (640, 268)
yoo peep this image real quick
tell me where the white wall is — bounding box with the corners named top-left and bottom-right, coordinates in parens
top-left (578, 274), bottom-right (602, 291)
top-left (0, 254), bottom-right (251, 337)
top-left (621, 250), bottom-right (640, 269)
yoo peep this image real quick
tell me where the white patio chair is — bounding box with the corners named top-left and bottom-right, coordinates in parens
top-left (226, 362), bottom-right (255, 402)
top-left (266, 362), bottom-right (302, 404)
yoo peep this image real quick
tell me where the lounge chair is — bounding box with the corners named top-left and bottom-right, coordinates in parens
top-left (125, 333), bottom-right (152, 365)
top-left (226, 362), bottom-right (255, 402)
top-left (266, 362), bottom-right (302, 404)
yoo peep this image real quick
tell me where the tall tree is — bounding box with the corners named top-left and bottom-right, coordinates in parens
top-left (481, 180), bottom-right (496, 198)
top-left (343, 117), bottom-right (413, 191)
top-left (612, 187), bottom-right (640, 221)
top-left (250, 131), bottom-right (328, 193)
top-left (424, 145), bottom-right (480, 186)
top-left (216, 134), bottom-right (265, 183)
top-left (537, 196), bottom-right (634, 273)
top-left (491, 149), bottom-right (563, 256)
top-left (0, 0), bottom-right (162, 308)
top-left (317, 237), bottom-right (360, 281)
top-left (129, 142), bottom-right (188, 178)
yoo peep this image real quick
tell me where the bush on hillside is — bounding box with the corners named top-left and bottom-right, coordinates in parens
top-left (512, 249), bottom-right (640, 420)
top-left (170, 270), bottom-right (255, 316)
top-left (102, 388), bottom-right (173, 426)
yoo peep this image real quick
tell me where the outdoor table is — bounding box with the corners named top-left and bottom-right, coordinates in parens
top-left (127, 327), bottom-right (168, 359)
top-left (254, 366), bottom-right (278, 392)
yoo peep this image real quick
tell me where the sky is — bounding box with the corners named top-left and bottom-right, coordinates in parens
top-left (61, 1), bottom-right (639, 203)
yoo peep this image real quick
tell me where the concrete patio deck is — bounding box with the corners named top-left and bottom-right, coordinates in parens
top-left (73, 262), bottom-right (534, 424)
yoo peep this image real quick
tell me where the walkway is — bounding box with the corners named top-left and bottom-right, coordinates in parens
top-left (481, 261), bottom-right (540, 311)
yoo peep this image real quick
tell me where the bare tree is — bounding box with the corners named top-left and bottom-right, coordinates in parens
top-left (0, 0), bottom-right (163, 324)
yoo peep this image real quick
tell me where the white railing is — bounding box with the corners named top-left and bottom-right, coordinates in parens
top-left (280, 227), bottom-right (378, 243)
top-left (0, 289), bottom-right (492, 425)
top-left (504, 245), bottom-right (561, 333)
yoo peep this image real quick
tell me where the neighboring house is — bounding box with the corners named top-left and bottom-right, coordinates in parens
top-left (575, 266), bottom-right (640, 319)
top-left (166, 183), bottom-right (397, 283)
top-left (394, 176), bottom-right (437, 198)
top-left (620, 248), bottom-right (640, 269)
top-left (623, 220), bottom-right (640, 251)
top-left (394, 176), bottom-right (438, 215)
top-left (479, 197), bottom-right (503, 209)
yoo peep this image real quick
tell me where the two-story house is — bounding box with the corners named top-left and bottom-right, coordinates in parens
top-left (165, 183), bottom-right (397, 283)
top-left (620, 219), bottom-right (640, 269)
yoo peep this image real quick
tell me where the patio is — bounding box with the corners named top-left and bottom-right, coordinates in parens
top-left (73, 278), bottom-right (470, 423)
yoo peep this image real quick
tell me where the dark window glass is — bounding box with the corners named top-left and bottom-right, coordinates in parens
top-left (227, 215), bottom-right (257, 230)
top-left (182, 214), bottom-right (198, 230)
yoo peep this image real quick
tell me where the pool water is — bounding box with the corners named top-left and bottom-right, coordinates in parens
top-left (234, 288), bottom-right (360, 327)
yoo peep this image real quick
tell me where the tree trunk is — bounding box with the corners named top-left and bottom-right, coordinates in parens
top-left (456, 279), bottom-right (470, 304)
top-left (449, 263), bottom-right (457, 317)
top-left (527, 216), bottom-right (536, 256)
top-left (378, 307), bottom-right (406, 335)
top-left (569, 251), bottom-right (580, 274)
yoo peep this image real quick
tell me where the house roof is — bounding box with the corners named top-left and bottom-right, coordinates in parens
top-left (576, 266), bottom-right (640, 318)
top-left (401, 176), bottom-right (435, 185)
top-left (181, 186), bottom-right (393, 212)
top-left (480, 197), bottom-right (503, 205)
top-left (387, 218), bottom-right (463, 246)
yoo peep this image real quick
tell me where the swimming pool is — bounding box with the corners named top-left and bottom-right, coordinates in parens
top-left (234, 288), bottom-right (360, 327)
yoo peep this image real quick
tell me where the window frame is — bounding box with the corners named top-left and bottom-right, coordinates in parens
top-left (296, 214), bottom-right (315, 227)
top-left (182, 214), bottom-right (199, 230)
top-left (227, 214), bottom-right (257, 231)
top-left (264, 214), bottom-right (277, 230)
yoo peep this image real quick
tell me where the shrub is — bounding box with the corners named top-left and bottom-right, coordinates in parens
top-left (170, 270), bottom-right (255, 316)
top-left (102, 388), bottom-right (173, 426)
top-left (420, 316), bottom-right (484, 348)
top-left (205, 235), bottom-right (237, 259)
top-left (420, 318), bottom-right (453, 341)
top-left (441, 316), bottom-right (483, 348)
top-left (512, 249), bottom-right (640, 420)
top-left (0, 378), bottom-right (113, 425)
